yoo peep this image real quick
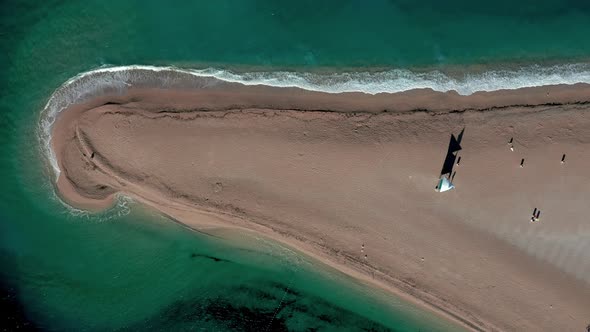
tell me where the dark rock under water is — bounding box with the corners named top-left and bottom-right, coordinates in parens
top-left (120, 280), bottom-right (394, 332)
top-left (0, 275), bottom-right (42, 331)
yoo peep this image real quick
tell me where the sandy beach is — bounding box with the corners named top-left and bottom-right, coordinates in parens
top-left (50, 77), bottom-right (590, 331)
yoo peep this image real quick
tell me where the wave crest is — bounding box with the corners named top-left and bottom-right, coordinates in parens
top-left (39, 63), bottom-right (590, 179)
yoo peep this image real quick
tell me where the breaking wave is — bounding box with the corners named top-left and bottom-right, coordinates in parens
top-left (39, 63), bottom-right (590, 180)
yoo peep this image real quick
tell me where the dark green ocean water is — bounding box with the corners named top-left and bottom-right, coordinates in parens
top-left (3, 1), bottom-right (590, 331)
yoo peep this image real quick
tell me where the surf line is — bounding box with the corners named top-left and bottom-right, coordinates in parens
top-left (39, 63), bottom-right (590, 180)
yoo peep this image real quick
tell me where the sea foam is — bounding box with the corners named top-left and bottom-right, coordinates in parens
top-left (39, 63), bottom-right (590, 179)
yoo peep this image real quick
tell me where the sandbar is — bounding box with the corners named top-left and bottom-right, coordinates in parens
top-left (50, 75), bottom-right (590, 331)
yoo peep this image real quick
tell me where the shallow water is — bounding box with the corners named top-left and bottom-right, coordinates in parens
top-left (3, 0), bottom-right (590, 330)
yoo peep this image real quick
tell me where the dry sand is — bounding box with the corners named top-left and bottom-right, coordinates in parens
top-left (51, 79), bottom-right (590, 331)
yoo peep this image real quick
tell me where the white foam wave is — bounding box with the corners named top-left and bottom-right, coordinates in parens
top-left (38, 63), bottom-right (590, 181)
top-left (194, 63), bottom-right (590, 95)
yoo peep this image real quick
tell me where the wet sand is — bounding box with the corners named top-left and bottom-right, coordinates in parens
top-left (50, 78), bottom-right (590, 331)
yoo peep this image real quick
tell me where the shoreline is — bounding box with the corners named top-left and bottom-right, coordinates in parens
top-left (128, 193), bottom-right (486, 332)
top-left (38, 63), bottom-right (590, 175)
top-left (46, 70), bottom-right (590, 331)
top-left (39, 64), bottom-right (590, 181)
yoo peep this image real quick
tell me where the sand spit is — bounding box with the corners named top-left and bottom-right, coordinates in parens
top-left (48, 71), bottom-right (590, 331)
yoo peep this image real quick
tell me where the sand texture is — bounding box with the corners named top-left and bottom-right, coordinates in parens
top-left (51, 79), bottom-right (590, 331)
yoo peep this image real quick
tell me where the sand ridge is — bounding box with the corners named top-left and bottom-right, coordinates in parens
top-left (50, 80), bottom-right (590, 331)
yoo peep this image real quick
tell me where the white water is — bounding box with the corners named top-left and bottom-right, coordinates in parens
top-left (39, 63), bottom-right (590, 179)
top-left (37, 64), bottom-right (590, 282)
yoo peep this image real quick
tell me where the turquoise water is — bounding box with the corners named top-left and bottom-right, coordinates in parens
top-left (3, 0), bottom-right (590, 330)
